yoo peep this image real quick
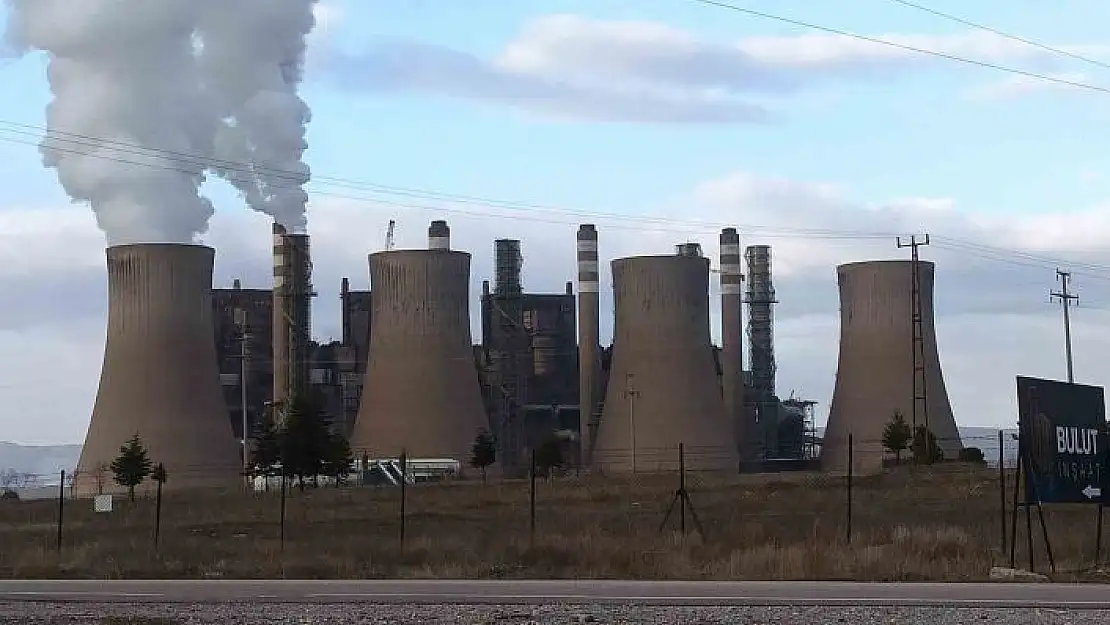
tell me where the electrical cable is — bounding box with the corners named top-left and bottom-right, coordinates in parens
top-left (684, 0), bottom-right (1110, 95)
top-left (881, 0), bottom-right (1110, 72)
top-left (0, 123), bottom-right (1107, 281)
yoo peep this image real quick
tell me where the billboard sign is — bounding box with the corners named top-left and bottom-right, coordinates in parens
top-left (1016, 376), bottom-right (1107, 504)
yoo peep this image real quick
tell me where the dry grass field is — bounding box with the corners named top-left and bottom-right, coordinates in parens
top-left (0, 464), bottom-right (1104, 581)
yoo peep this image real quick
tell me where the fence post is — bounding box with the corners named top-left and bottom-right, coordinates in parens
top-left (399, 450), bottom-right (407, 550)
top-left (153, 464), bottom-right (164, 550)
top-left (846, 434), bottom-right (853, 545)
top-left (55, 469), bottom-right (65, 552)
top-left (998, 429), bottom-right (1006, 556)
top-left (279, 467), bottom-right (287, 553)
top-left (679, 443), bottom-right (687, 535)
top-left (529, 448), bottom-right (537, 548)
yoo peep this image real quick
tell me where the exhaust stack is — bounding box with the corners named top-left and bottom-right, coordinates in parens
top-left (428, 220), bottom-right (450, 250)
top-left (271, 223), bottom-right (313, 417)
top-left (577, 224), bottom-right (600, 465)
top-left (719, 228), bottom-right (748, 461)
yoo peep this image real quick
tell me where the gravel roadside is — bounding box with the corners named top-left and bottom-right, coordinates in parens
top-left (1, 603), bottom-right (1108, 624)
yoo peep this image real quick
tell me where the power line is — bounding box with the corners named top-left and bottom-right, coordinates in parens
top-left (684, 0), bottom-right (1110, 95)
top-left (0, 123), bottom-right (1108, 282)
top-left (0, 125), bottom-right (895, 240)
top-left (882, 0), bottom-right (1110, 72)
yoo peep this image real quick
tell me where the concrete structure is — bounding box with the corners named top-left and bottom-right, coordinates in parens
top-left (271, 223), bottom-right (313, 416)
top-left (76, 244), bottom-right (241, 496)
top-left (718, 228), bottom-right (748, 461)
top-left (577, 224), bottom-right (601, 465)
top-left (822, 260), bottom-right (962, 474)
top-left (592, 252), bottom-right (739, 473)
top-left (349, 221), bottom-right (488, 463)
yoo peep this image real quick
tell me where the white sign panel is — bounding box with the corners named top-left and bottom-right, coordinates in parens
top-left (93, 494), bottom-right (113, 513)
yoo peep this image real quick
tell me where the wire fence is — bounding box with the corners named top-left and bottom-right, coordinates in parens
top-left (0, 432), bottom-right (1100, 580)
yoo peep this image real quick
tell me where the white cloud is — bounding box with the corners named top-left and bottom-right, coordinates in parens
top-left (4, 170), bottom-right (1110, 444)
top-left (320, 13), bottom-right (1105, 123)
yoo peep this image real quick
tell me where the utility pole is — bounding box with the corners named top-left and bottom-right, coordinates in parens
top-left (897, 234), bottom-right (931, 463)
top-left (1050, 269), bottom-right (1079, 383)
top-left (234, 308), bottom-right (251, 474)
top-left (625, 373), bottom-right (639, 473)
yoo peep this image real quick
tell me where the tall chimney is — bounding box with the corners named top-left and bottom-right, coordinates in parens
top-left (272, 222), bottom-right (313, 416)
top-left (340, 277), bottom-right (351, 345)
top-left (577, 224), bottom-right (600, 465)
top-left (428, 220), bottom-right (450, 250)
top-left (720, 228), bottom-right (748, 462)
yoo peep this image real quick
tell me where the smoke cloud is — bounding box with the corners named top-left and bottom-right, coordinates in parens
top-left (2, 0), bottom-right (318, 244)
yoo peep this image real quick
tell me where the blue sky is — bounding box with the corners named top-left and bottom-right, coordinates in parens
top-left (5, 0), bottom-right (1110, 216)
top-left (4, 0), bottom-right (1110, 444)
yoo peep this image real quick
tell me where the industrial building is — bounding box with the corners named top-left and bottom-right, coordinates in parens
top-left (591, 246), bottom-right (740, 473)
top-left (478, 238), bottom-right (579, 473)
top-left (212, 283), bottom-right (352, 442)
top-left (82, 217), bottom-right (834, 494)
top-left (348, 221), bottom-right (489, 463)
top-left (822, 260), bottom-right (963, 474)
top-left (77, 244), bottom-right (242, 496)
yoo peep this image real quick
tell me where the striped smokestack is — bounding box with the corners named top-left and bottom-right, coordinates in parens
top-left (577, 224), bottom-right (600, 465)
top-left (428, 220), bottom-right (450, 250)
top-left (272, 223), bottom-right (312, 416)
top-left (719, 228), bottom-right (748, 462)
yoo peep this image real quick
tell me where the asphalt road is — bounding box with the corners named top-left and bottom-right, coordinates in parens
top-left (2, 580), bottom-right (1110, 608)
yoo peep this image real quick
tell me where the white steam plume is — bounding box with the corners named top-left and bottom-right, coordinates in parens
top-left (4, 0), bottom-right (217, 245)
top-left (2, 0), bottom-right (319, 243)
top-left (202, 0), bottom-right (318, 233)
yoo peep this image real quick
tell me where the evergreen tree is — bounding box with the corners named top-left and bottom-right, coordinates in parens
top-left (321, 432), bottom-right (354, 487)
top-left (535, 435), bottom-right (564, 479)
top-left (110, 434), bottom-right (153, 502)
top-left (280, 393), bottom-right (332, 490)
top-left (251, 417), bottom-right (282, 477)
top-left (470, 429), bottom-right (497, 484)
top-left (912, 425), bottom-right (944, 464)
top-left (882, 410), bottom-right (913, 465)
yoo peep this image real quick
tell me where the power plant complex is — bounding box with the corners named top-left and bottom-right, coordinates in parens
top-left (75, 219), bottom-right (965, 494)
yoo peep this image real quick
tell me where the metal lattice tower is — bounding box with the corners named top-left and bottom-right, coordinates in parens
top-left (744, 246), bottom-right (777, 398)
top-left (898, 235), bottom-right (931, 461)
top-left (492, 239), bottom-right (528, 472)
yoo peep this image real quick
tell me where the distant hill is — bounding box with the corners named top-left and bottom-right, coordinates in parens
top-left (0, 442), bottom-right (81, 486)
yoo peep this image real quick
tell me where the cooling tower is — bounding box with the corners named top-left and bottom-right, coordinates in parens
top-left (272, 223), bottom-right (313, 414)
top-left (76, 244), bottom-right (241, 497)
top-left (822, 260), bottom-right (962, 474)
top-left (577, 224), bottom-right (601, 465)
top-left (719, 228), bottom-right (749, 461)
top-left (349, 222), bottom-right (488, 462)
top-left (593, 254), bottom-right (739, 473)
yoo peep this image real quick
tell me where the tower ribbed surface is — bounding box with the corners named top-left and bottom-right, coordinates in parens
top-left (350, 249), bottom-right (488, 461)
top-left (593, 255), bottom-right (738, 472)
top-left (76, 244), bottom-right (240, 496)
top-left (822, 260), bottom-right (962, 474)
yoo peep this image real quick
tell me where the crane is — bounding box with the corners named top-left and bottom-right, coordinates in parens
top-left (385, 219), bottom-right (396, 251)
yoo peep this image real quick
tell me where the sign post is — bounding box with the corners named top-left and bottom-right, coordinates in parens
top-left (1012, 375), bottom-right (1107, 573)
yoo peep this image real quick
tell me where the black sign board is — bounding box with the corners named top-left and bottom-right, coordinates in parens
top-left (1016, 376), bottom-right (1107, 504)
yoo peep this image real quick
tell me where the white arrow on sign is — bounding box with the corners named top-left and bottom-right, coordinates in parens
top-left (1083, 485), bottom-right (1102, 500)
